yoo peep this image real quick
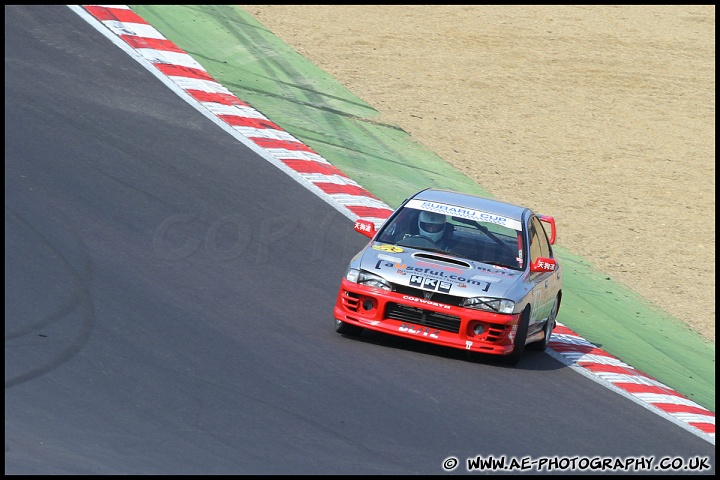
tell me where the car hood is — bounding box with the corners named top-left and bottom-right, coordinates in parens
top-left (362, 243), bottom-right (522, 298)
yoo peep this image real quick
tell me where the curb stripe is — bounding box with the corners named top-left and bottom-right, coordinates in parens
top-left (84, 5), bottom-right (145, 23)
top-left (237, 129), bottom-right (297, 142)
top-left (218, 116), bottom-right (284, 130)
top-left (345, 206), bottom-right (396, 218)
top-left (206, 104), bottom-right (266, 117)
top-left (72, 5), bottom-right (713, 444)
top-left (155, 63), bottom-right (214, 81)
top-left (139, 50), bottom-right (205, 69)
top-left (655, 404), bottom-right (714, 416)
top-left (251, 138), bottom-right (314, 151)
top-left (167, 77), bottom-right (232, 95)
top-left (268, 149), bottom-right (327, 162)
top-left (187, 90), bottom-right (249, 106)
top-left (315, 183), bottom-right (375, 196)
top-left (123, 35), bottom-right (185, 52)
top-left (549, 321), bottom-right (713, 442)
top-left (281, 159), bottom-right (344, 175)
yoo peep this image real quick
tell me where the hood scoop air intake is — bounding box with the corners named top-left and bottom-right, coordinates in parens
top-left (412, 252), bottom-right (471, 269)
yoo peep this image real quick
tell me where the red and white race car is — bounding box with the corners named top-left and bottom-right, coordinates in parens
top-left (334, 188), bottom-right (562, 365)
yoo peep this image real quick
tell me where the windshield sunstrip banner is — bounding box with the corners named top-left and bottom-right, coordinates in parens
top-left (406, 199), bottom-right (523, 231)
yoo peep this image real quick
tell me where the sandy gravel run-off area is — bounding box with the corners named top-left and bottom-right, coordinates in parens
top-left (241, 6), bottom-right (715, 343)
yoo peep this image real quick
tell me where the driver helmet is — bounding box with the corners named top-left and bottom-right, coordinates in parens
top-left (418, 211), bottom-right (447, 242)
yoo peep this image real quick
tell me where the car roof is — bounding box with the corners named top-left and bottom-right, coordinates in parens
top-left (412, 188), bottom-right (530, 221)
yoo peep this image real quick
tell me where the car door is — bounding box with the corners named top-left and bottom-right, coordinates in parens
top-left (527, 216), bottom-right (555, 333)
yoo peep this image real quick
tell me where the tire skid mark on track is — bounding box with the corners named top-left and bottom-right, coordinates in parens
top-left (70, 4), bottom-right (714, 444)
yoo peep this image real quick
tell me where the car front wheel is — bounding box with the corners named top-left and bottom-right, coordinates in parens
top-left (504, 307), bottom-right (530, 366)
top-left (335, 318), bottom-right (364, 336)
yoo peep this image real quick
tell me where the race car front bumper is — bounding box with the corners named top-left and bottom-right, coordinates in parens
top-left (334, 278), bottom-right (521, 355)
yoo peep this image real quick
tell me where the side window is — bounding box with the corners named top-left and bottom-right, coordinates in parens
top-left (377, 208), bottom-right (418, 243)
top-left (528, 221), bottom-right (542, 264)
top-left (529, 217), bottom-right (552, 260)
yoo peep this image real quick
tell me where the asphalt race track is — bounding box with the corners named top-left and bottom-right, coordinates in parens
top-left (4, 5), bottom-right (715, 475)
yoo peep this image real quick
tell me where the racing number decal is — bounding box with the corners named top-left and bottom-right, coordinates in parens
top-left (372, 244), bottom-right (404, 253)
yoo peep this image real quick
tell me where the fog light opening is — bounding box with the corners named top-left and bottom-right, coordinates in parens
top-left (473, 323), bottom-right (485, 335)
top-left (362, 299), bottom-right (374, 311)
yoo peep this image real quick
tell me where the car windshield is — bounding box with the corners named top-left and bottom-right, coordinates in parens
top-left (376, 206), bottom-right (524, 270)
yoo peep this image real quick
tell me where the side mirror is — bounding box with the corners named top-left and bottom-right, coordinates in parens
top-left (530, 257), bottom-right (558, 273)
top-left (537, 214), bottom-right (557, 245)
top-left (354, 219), bottom-right (376, 238)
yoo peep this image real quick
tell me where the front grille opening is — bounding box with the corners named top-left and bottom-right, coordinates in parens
top-left (343, 291), bottom-right (360, 312)
top-left (385, 302), bottom-right (461, 333)
top-left (485, 323), bottom-right (510, 343)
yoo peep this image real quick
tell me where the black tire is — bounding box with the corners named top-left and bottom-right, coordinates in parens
top-left (335, 318), bottom-right (364, 336)
top-left (503, 307), bottom-right (530, 366)
top-left (528, 296), bottom-right (559, 352)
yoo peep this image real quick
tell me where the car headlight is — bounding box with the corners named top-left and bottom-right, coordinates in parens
top-left (461, 297), bottom-right (515, 314)
top-left (345, 267), bottom-right (360, 283)
top-left (345, 268), bottom-right (392, 291)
